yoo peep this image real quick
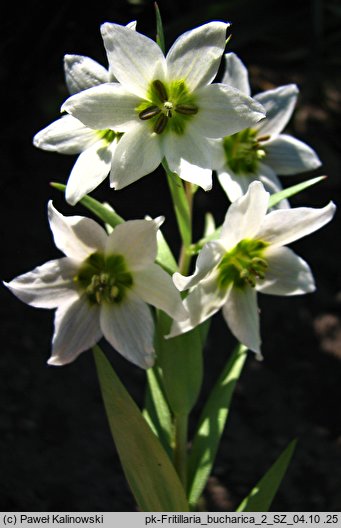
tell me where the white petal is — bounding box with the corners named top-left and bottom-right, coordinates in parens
top-left (257, 201), bottom-right (336, 248)
top-left (105, 218), bottom-right (161, 270)
top-left (169, 272), bottom-right (228, 337)
top-left (257, 163), bottom-right (290, 209)
top-left (222, 52), bottom-right (251, 96)
top-left (48, 297), bottom-right (101, 366)
top-left (255, 84), bottom-right (299, 137)
top-left (62, 83), bottom-right (141, 132)
top-left (194, 83), bottom-right (265, 138)
top-left (106, 21), bottom-right (137, 81)
top-left (101, 23), bottom-right (166, 99)
top-left (4, 258), bottom-right (79, 308)
top-left (257, 246), bottom-right (315, 295)
top-left (166, 22), bottom-right (229, 91)
top-left (173, 241), bottom-right (225, 291)
top-left (177, 161), bottom-right (213, 191)
top-left (210, 137), bottom-right (227, 170)
top-left (165, 126), bottom-right (213, 167)
top-left (134, 264), bottom-right (187, 321)
top-left (217, 167), bottom-right (255, 202)
top-left (110, 123), bottom-right (162, 189)
top-left (222, 286), bottom-right (261, 353)
top-left (64, 54), bottom-right (110, 95)
top-left (65, 139), bottom-right (116, 205)
top-left (257, 163), bottom-right (282, 192)
top-left (48, 201), bottom-right (107, 260)
top-left (220, 181), bottom-right (270, 248)
top-left (265, 134), bottom-right (321, 174)
top-left (33, 115), bottom-right (98, 154)
top-left (100, 293), bottom-right (155, 369)
top-left (164, 128), bottom-right (216, 188)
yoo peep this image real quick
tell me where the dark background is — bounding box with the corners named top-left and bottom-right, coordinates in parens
top-left (1, 0), bottom-right (341, 512)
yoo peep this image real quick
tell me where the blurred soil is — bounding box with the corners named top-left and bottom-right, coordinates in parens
top-left (1, 0), bottom-right (341, 512)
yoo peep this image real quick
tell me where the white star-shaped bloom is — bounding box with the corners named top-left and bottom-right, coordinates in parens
top-left (216, 53), bottom-right (321, 206)
top-left (33, 22), bottom-right (137, 206)
top-left (62, 22), bottom-right (265, 192)
top-left (4, 203), bottom-right (187, 368)
top-left (169, 181), bottom-right (335, 355)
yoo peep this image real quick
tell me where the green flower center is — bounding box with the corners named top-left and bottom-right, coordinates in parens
top-left (223, 128), bottom-right (270, 175)
top-left (137, 79), bottom-right (199, 135)
top-left (218, 238), bottom-right (269, 290)
top-left (74, 252), bottom-right (133, 305)
top-left (96, 129), bottom-right (123, 145)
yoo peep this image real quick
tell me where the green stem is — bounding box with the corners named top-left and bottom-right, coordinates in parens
top-left (162, 159), bottom-right (193, 273)
top-left (178, 181), bottom-right (194, 275)
top-left (174, 413), bottom-right (188, 488)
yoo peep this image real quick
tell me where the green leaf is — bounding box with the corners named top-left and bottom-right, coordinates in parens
top-left (156, 226), bottom-right (178, 274)
top-left (237, 439), bottom-right (297, 512)
top-left (155, 311), bottom-right (203, 416)
top-left (163, 162), bottom-right (192, 248)
top-left (155, 2), bottom-right (165, 53)
top-left (187, 344), bottom-right (248, 508)
top-left (143, 366), bottom-right (173, 458)
top-left (93, 345), bottom-right (189, 512)
top-left (269, 175), bottom-right (326, 208)
top-left (50, 182), bottom-right (124, 228)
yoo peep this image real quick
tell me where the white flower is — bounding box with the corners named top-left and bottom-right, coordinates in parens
top-left (33, 22), bottom-right (136, 206)
top-left (169, 181), bottom-right (335, 355)
top-left (216, 53), bottom-right (321, 206)
top-left (4, 203), bottom-right (187, 369)
top-left (62, 22), bottom-right (265, 192)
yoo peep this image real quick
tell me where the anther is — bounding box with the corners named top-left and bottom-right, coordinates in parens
top-left (251, 257), bottom-right (268, 269)
top-left (95, 291), bottom-right (102, 304)
top-left (153, 113), bottom-right (168, 134)
top-left (257, 135), bottom-right (271, 142)
top-left (139, 106), bottom-right (161, 120)
top-left (110, 285), bottom-right (119, 299)
top-left (175, 104), bottom-right (199, 115)
top-left (152, 80), bottom-right (168, 103)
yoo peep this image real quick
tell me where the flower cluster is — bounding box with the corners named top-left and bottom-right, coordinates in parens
top-left (5, 19), bottom-right (335, 370)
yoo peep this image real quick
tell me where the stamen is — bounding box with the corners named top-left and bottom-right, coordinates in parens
top-left (75, 252), bottom-right (133, 305)
top-left (110, 285), bottom-right (119, 299)
top-left (175, 104), bottom-right (199, 115)
top-left (257, 135), bottom-right (271, 142)
top-left (139, 106), bottom-right (161, 120)
top-left (153, 113), bottom-right (168, 134)
top-left (152, 80), bottom-right (168, 103)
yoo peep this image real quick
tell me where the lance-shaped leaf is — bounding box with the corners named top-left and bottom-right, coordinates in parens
top-left (143, 366), bottom-right (173, 458)
top-left (155, 311), bottom-right (204, 416)
top-left (237, 439), bottom-right (297, 512)
top-left (155, 2), bottom-right (165, 53)
top-left (50, 182), bottom-right (124, 228)
top-left (93, 345), bottom-right (189, 512)
top-left (268, 175), bottom-right (326, 209)
top-left (155, 225), bottom-right (178, 274)
top-left (187, 344), bottom-right (248, 508)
